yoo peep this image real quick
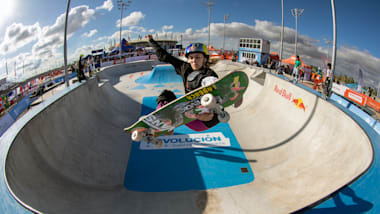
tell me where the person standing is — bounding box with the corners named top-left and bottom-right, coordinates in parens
top-left (293, 55), bottom-right (301, 83)
top-left (324, 63), bottom-right (333, 97)
top-left (77, 55), bottom-right (86, 82)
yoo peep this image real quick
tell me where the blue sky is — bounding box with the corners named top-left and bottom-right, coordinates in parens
top-left (0, 0), bottom-right (379, 87)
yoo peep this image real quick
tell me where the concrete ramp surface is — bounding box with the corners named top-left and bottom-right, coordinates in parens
top-left (1, 61), bottom-right (377, 213)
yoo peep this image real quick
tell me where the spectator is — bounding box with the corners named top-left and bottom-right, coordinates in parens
top-left (77, 55), bottom-right (86, 82)
top-left (292, 55), bottom-right (301, 83)
top-left (324, 63), bottom-right (332, 95)
top-left (277, 65), bottom-right (285, 75)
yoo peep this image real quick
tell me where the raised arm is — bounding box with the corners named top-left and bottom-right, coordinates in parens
top-left (147, 35), bottom-right (185, 70)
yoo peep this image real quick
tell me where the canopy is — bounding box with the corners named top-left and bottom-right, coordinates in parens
top-left (110, 38), bottom-right (135, 54)
top-left (270, 52), bottom-right (279, 61)
top-left (282, 55), bottom-right (307, 67)
top-left (208, 45), bottom-right (218, 51)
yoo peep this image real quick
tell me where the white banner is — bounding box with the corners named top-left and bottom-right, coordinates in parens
top-left (331, 83), bottom-right (348, 96)
top-left (140, 132), bottom-right (231, 150)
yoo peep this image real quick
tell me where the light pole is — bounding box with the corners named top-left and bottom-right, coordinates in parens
top-left (279, 0), bottom-right (284, 64)
top-left (223, 14), bottom-right (230, 52)
top-left (329, 0), bottom-right (337, 96)
top-left (180, 34), bottom-right (183, 48)
top-left (201, 0), bottom-right (215, 49)
top-left (63, 0), bottom-right (71, 87)
top-left (117, 0), bottom-right (132, 64)
top-left (324, 39), bottom-right (332, 59)
top-left (291, 8), bottom-right (304, 56)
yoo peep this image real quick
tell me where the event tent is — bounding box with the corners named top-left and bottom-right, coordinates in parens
top-left (110, 38), bottom-right (135, 54)
top-left (282, 55), bottom-right (307, 67)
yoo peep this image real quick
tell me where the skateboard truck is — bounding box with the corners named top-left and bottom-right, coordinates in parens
top-left (201, 94), bottom-right (230, 123)
top-left (131, 128), bottom-right (163, 147)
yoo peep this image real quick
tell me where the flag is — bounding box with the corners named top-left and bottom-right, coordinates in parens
top-left (321, 55), bottom-right (330, 74)
top-left (357, 68), bottom-right (363, 93)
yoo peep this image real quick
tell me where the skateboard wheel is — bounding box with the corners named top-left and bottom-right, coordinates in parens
top-left (131, 130), bottom-right (143, 141)
top-left (218, 111), bottom-right (230, 123)
top-left (201, 94), bottom-right (216, 108)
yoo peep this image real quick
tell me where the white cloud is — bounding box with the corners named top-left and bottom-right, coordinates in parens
top-left (42, 5), bottom-right (95, 38)
top-left (33, 5), bottom-right (96, 59)
top-left (82, 29), bottom-right (98, 38)
top-left (162, 25), bottom-right (173, 31)
top-left (69, 41), bottom-right (107, 63)
top-left (110, 29), bottom-right (135, 40)
top-left (116, 11), bottom-right (145, 27)
top-left (0, 4), bottom-right (98, 76)
top-left (0, 22), bottom-right (41, 55)
top-left (129, 26), bottom-right (146, 33)
top-left (96, 0), bottom-right (113, 11)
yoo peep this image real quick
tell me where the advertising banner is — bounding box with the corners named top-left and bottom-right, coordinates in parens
top-left (344, 89), bottom-right (367, 106)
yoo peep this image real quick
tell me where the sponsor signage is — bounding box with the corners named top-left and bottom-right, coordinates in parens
top-left (366, 97), bottom-right (380, 112)
top-left (140, 132), bottom-right (231, 150)
top-left (332, 84), bottom-right (380, 112)
top-left (332, 83), bottom-right (349, 97)
top-left (344, 89), bottom-right (366, 106)
top-left (274, 84), bottom-right (306, 112)
top-left (142, 115), bottom-right (174, 132)
top-left (186, 85), bottom-right (216, 101)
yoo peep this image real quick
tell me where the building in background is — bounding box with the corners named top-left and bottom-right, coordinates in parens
top-left (128, 39), bottom-right (178, 50)
top-left (238, 38), bottom-right (270, 66)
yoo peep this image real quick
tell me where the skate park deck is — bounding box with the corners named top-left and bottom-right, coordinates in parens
top-left (0, 60), bottom-right (379, 213)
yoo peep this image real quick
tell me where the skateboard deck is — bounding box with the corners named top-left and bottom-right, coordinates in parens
top-left (124, 70), bottom-right (249, 143)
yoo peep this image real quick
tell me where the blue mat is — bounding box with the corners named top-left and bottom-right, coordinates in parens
top-left (124, 96), bottom-right (254, 192)
top-left (131, 85), bottom-right (146, 90)
top-left (135, 65), bottom-right (182, 84)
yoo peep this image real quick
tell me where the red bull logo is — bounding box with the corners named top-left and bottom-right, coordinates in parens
top-left (274, 84), bottom-right (292, 101)
top-left (292, 98), bottom-right (306, 112)
top-left (274, 84), bottom-right (307, 112)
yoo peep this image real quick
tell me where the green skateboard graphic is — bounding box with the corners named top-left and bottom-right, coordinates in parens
top-left (124, 70), bottom-right (249, 145)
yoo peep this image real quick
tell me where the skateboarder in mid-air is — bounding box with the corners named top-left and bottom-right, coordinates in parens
top-left (147, 35), bottom-right (242, 132)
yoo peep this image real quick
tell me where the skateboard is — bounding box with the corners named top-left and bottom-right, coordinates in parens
top-left (124, 70), bottom-right (249, 146)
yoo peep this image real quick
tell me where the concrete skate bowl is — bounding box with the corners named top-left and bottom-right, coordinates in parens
top-left (135, 64), bottom-right (182, 84)
top-left (1, 60), bottom-right (377, 213)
